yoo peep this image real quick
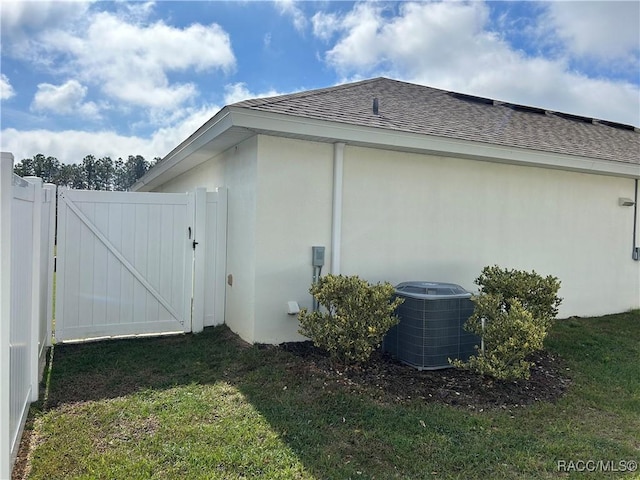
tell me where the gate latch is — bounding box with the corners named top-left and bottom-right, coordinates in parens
top-left (188, 227), bottom-right (198, 249)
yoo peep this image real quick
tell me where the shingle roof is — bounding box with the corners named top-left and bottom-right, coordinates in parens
top-left (232, 77), bottom-right (640, 166)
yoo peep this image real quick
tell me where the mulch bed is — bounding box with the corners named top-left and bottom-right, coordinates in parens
top-left (280, 341), bottom-right (572, 411)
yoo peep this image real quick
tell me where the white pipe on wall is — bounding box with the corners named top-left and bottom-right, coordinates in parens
top-left (331, 142), bottom-right (345, 275)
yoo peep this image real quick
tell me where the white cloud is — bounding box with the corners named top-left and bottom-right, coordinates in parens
top-left (311, 11), bottom-right (340, 41)
top-left (121, 1), bottom-right (156, 22)
top-left (150, 104), bottom-right (223, 153)
top-left (13, 9), bottom-right (235, 111)
top-left (0, 1), bottom-right (93, 56)
top-left (0, 1), bottom-right (92, 33)
top-left (323, 2), bottom-right (497, 77)
top-left (545, 2), bottom-right (640, 59)
top-left (315, 2), bottom-right (640, 126)
top-left (0, 103), bottom-right (223, 164)
top-left (451, 59), bottom-right (640, 127)
top-left (31, 80), bottom-right (99, 118)
top-left (0, 74), bottom-right (15, 100)
top-left (275, 0), bottom-right (308, 33)
top-left (0, 77), bottom-right (301, 165)
top-left (1, 128), bottom-right (153, 164)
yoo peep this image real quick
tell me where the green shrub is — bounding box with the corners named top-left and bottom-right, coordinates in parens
top-left (298, 274), bottom-right (403, 364)
top-left (475, 265), bottom-right (562, 330)
top-left (453, 295), bottom-right (547, 380)
top-left (453, 266), bottom-right (562, 380)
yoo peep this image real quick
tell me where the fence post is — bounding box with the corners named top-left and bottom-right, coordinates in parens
top-left (192, 187), bottom-right (207, 333)
top-left (53, 187), bottom-right (67, 343)
top-left (214, 187), bottom-right (228, 327)
top-left (0, 152), bottom-right (14, 480)
top-left (25, 177), bottom-right (43, 402)
top-left (44, 184), bottom-right (56, 348)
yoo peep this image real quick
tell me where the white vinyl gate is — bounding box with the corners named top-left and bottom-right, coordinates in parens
top-left (55, 188), bottom-right (226, 341)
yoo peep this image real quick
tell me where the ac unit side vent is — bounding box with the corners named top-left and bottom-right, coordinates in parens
top-left (383, 282), bottom-right (481, 370)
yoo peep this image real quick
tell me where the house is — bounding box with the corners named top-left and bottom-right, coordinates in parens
top-left (132, 77), bottom-right (640, 344)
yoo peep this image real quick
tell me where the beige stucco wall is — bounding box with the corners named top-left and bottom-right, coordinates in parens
top-left (253, 135), bottom-right (334, 343)
top-left (153, 133), bottom-right (639, 344)
top-left (154, 154), bottom-right (225, 194)
top-left (222, 137), bottom-right (259, 342)
top-left (339, 145), bottom-right (640, 318)
top-left (252, 138), bottom-right (639, 342)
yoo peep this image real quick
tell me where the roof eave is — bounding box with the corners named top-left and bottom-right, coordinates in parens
top-left (230, 107), bottom-right (640, 179)
top-left (135, 106), bottom-right (639, 191)
top-left (132, 107), bottom-right (237, 192)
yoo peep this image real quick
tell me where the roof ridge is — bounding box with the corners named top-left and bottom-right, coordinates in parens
top-left (230, 77), bottom-right (390, 108)
top-left (232, 76), bottom-right (638, 129)
top-left (223, 75), bottom-right (637, 166)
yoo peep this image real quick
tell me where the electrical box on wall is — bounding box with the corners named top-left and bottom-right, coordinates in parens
top-left (312, 246), bottom-right (325, 267)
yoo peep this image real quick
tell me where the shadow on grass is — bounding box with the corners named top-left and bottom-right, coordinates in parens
top-left (45, 326), bottom-right (250, 406)
top-left (36, 313), bottom-right (640, 479)
top-left (42, 325), bottom-right (450, 478)
top-left (41, 325), bottom-right (488, 479)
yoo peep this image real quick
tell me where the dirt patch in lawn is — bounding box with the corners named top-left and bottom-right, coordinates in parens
top-left (279, 342), bottom-right (571, 411)
top-left (11, 411), bottom-right (48, 480)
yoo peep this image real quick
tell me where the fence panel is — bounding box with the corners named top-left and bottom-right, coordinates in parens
top-left (1, 153), bottom-right (13, 480)
top-left (0, 154), bottom-right (54, 479)
top-left (191, 188), bottom-right (227, 331)
top-left (9, 175), bottom-right (36, 469)
top-left (36, 183), bottom-right (56, 374)
top-left (204, 188), bottom-right (227, 327)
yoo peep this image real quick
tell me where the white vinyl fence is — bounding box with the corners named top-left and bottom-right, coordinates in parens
top-left (1, 152), bottom-right (226, 478)
top-left (1, 153), bottom-right (56, 479)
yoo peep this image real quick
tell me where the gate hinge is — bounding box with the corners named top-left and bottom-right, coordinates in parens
top-left (193, 240), bottom-right (199, 250)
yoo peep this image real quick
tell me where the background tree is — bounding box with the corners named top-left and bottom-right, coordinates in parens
top-left (94, 156), bottom-right (115, 191)
top-left (13, 157), bottom-right (34, 177)
top-left (114, 155), bottom-right (151, 191)
top-left (33, 154), bottom-right (61, 183)
top-left (114, 157), bottom-right (127, 191)
top-left (13, 154), bottom-right (61, 183)
top-left (13, 153), bottom-right (155, 191)
top-left (81, 155), bottom-right (97, 190)
top-left (54, 164), bottom-right (85, 189)
top-left (130, 155), bottom-right (150, 185)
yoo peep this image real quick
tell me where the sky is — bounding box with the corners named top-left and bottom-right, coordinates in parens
top-left (1, 0), bottom-right (639, 164)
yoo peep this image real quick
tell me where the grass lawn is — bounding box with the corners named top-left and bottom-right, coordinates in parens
top-left (15, 310), bottom-right (640, 479)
